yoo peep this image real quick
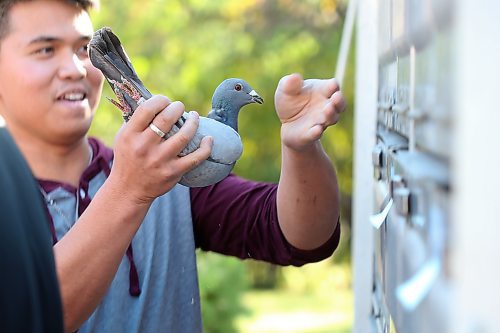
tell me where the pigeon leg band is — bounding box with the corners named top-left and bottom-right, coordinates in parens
top-left (149, 123), bottom-right (167, 139)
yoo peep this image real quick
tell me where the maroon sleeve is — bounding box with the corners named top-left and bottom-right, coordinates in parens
top-left (190, 174), bottom-right (341, 266)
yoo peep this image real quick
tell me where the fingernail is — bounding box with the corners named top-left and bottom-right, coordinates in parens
top-left (170, 100), bottom-right (184, 109)
top-left (189, 111), bottom-right (199, 119)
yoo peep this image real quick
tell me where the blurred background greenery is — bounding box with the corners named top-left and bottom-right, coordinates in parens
top-left (91, 0), bottom-right (354, 332)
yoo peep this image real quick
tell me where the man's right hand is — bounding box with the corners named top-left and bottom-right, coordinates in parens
top-left (109, 95), bottom-right (213, 206)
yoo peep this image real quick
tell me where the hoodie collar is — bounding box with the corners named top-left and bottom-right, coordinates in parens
top-left (38, 137), bottom-right (114, 194)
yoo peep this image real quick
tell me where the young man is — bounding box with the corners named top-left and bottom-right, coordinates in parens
top-left (0, 0), bottom-right (346, 332)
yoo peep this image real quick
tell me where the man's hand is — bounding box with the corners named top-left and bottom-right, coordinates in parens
top-left (274, 73), bottom-right (346, 151)
top-left (109, 95), bottom-right (213, 206)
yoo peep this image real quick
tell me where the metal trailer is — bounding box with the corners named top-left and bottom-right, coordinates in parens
top-left (348, 0), bottom-right (500, 332)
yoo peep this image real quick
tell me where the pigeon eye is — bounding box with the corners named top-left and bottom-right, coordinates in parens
top-left (234, 84), bottom-right (242, 91)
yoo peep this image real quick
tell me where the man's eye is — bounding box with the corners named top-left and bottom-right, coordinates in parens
top-left (79, 44), bottom-right (89, 53)
top-left (35, 47), bottom-right (54, 55)
top-left (77, 44), bottom-right (89, 57)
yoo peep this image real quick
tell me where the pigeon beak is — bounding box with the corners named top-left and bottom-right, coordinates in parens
top-left (249, 90), bottom-right (264, 104)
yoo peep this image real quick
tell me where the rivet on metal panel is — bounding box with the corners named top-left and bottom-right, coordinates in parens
top-left (391, 104), bottom-right (409, 113)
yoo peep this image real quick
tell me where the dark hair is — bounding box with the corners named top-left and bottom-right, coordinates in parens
top-left (0, 0), bottom-right (99, 42)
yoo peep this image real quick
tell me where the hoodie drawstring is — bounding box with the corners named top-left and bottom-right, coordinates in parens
top-left (99, 157), bottom-right (141, 297)
top-left (41, 155), bottom-right (141, 298)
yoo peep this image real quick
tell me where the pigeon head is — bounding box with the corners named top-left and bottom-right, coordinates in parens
top-left (209, 78), bottom-right (263, 132)
top-left (212, 78), bottom-right (263, 109)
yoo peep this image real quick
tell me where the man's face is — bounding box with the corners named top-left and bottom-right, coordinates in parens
top-left (0, 0), bottom-right (104, 144)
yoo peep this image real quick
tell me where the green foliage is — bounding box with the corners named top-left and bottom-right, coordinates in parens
top-left (246, 260), bottom-right (282, 289)
top-left (242, 222), bottom-right (351, 291)
top-left (197, 252), bottom-right (249, 333)
top-left (280, 259), bottom-right (351, 295)
top-left (236, 264), bottom-right (353, 333)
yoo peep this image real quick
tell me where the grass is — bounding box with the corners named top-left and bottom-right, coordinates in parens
top-left (236, 263), bottom-right (353, 333)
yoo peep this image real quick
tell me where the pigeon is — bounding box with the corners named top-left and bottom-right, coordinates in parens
top-left (88, 27), bottom-right (263, 187)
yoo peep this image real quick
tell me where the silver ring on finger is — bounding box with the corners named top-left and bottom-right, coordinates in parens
top-left (149, 123), bottom-right (167, 139)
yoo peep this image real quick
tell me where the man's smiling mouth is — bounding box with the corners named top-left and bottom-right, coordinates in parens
top-left (58, 92), bottom-right (87, 101)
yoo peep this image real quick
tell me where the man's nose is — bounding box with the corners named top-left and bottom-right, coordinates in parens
top-left (59, 52), bottom-right (87, 80)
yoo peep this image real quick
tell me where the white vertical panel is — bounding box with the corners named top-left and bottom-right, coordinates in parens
top-left (451, 0), bottom-right (500, 332)
top-left (352, 0), bottom-right (379, 332)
